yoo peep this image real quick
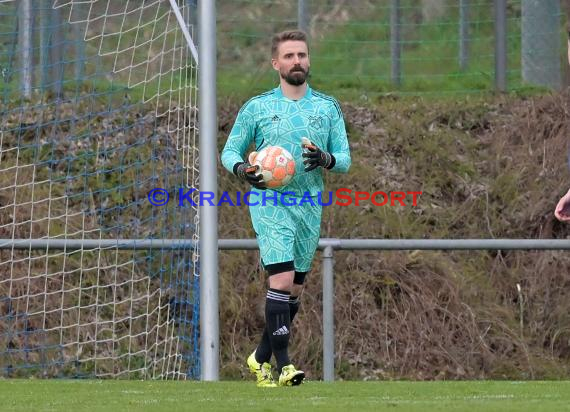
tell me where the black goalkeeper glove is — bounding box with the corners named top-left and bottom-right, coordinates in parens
top-left (233, 162), bottom-right (266, 190)
top-left (301, 137), bottom-right (335, 172)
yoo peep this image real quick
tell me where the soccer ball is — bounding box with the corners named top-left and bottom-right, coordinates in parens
top-left (248, 146), bottom-right (295, 188)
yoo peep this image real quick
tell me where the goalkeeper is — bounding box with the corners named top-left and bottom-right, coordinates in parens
top-left (221, 30), bottom-right (351, 387)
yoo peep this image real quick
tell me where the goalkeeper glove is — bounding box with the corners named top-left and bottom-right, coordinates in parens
top-left (301, 137), bottom-right (335, 172)
top-left (233, 161), bottom-right (266, 190)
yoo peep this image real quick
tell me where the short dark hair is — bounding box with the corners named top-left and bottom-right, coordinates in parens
top-left (271, 30), bottom-right (309, 57)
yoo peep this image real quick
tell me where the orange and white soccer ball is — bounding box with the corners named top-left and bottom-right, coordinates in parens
top-left (248, 146), bottom-right (296, 188)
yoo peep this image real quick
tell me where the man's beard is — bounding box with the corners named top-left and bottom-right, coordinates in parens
top-left (281, 66), bottom-right (309, 86)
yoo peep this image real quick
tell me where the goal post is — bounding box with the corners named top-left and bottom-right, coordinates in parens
top-left (197, 0), bottom-right (218, 382)
top-left (0, 0), bottom-right (208, 379)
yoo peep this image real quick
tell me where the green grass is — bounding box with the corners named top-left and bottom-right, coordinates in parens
top-left (2, 380), bottom-right (570, 412)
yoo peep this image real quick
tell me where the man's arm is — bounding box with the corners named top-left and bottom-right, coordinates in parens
top-left (555, 188), bottom-right (570, 222)
top-left (221, 104), bottom-right (256, 174)
top-left (221, 102), bottom-right (267, 189)
top-left (301, 101), bottom-right (351, 173)
top-left (325, 102), bottom-right (351, 173)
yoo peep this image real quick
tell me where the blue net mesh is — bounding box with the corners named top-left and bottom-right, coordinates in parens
top-left (0, 0), bottom-right (200, 379)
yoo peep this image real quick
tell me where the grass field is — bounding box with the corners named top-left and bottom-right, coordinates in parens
top-left (1, 380), bottom-right (570, 412)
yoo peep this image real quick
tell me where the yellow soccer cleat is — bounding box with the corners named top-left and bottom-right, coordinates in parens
top-left (278, 364), bottom-right (305, 386)
top-left (247, 351), bottom-right (277, 388)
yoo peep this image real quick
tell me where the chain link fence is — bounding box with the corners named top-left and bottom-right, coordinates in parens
top-left (217, 0), bottom-right (568, 99)
top-left (1, 0), bottom-right (567, 100)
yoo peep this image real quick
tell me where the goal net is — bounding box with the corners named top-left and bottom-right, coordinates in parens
top-left (0, 0), bottom-right (200, 379)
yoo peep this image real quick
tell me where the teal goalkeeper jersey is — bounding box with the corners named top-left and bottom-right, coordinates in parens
top-left (221, 85), bottom-right (351, 198)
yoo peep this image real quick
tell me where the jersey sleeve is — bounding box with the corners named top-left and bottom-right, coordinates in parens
top-left (221, 102), bottom-right (256, 174)
top-left (326, 102), bottom-right (351, 173)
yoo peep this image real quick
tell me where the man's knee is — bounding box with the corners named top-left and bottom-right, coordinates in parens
top-left (265, 261), bottom-right (295, 291)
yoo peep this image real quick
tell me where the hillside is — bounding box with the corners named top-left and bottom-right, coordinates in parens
top-left (216, 90), bottom-right (570, 380)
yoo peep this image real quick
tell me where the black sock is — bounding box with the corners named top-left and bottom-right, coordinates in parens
top-left (255, 329), bottom-right (272, 364)
top-left (256, 295), bottom-right (301, 364)
top-left (289, 296), bottom-right (300, 322)
top-left (265, 288), bottom-right (291, 373)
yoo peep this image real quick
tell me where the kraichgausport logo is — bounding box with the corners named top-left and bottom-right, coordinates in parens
top-left (147, 188), bottom-right (422, 207)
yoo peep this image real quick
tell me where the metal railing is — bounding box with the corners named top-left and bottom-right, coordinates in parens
top-left (3, 238), bottom-right (570, 381)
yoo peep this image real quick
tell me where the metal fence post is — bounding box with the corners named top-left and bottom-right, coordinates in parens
top-left (40, 0), bottom-right (51, 92)
top-left (298, 0), bottom-right (309, 34)
top-left (50, 5), bottom-right (64, 98)
top-left (73, 5), bottom-right (85, 87)
top-left (459, 0), bottom-right (470, 71)
top-left (187, 0), bottom-right (198, 38)
top-left (18, 0), bottom-right (33, 99)
top-left (390, 0), bottom-right (402, 87)
top-left (521, 0), bottom-right (561, 90)
top-left (494, 0), bottom-right (507, 92)
top-left (322, 245), bottom-right (335, 382)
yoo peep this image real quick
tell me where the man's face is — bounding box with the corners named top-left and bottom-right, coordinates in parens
top-left (272, 40), bottom-right (310, 86)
